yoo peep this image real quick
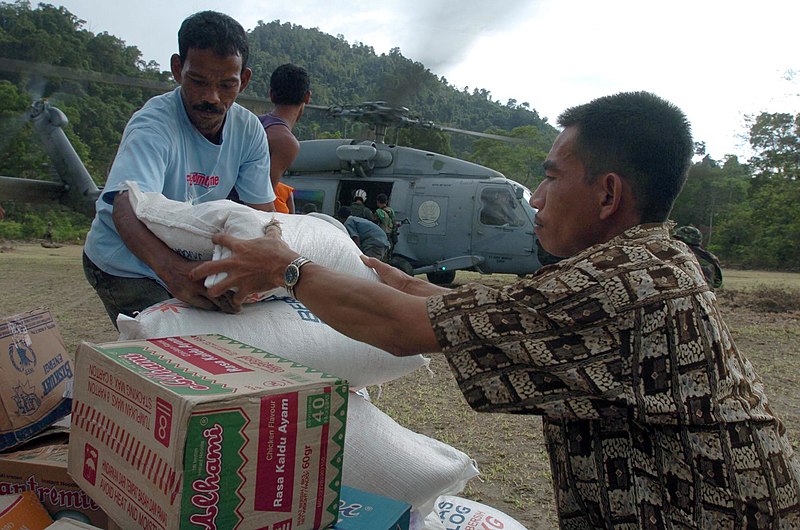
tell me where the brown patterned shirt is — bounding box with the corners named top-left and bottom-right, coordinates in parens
top-left (427, 223), bottom-right (800, 529)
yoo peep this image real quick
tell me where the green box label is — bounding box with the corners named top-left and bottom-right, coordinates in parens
top-left (182, 410), bottom-right (248, 530)
top-left (306, 392), bottom-right (331, 428)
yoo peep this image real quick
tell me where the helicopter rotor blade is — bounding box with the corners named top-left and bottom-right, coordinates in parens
top-left (2, 60), bottom-right (524, 144)
top-left (435, 125), bottom-right (528, 144)
top-left (0, 58), bottom-right (272, 110)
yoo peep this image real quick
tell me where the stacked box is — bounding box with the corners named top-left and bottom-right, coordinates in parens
top-left (0, 309), bottom-right (73, 451)
top-left (67, 335), bottom-right (348, 530)
top-left (0, 437), bottom-right (110, 527)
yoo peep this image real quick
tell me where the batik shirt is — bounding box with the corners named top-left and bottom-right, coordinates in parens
top-left (427, 223), bottom-right (800, 529)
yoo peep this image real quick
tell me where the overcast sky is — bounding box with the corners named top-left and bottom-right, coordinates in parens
top-left (52, 0), bottom-right (800, 160)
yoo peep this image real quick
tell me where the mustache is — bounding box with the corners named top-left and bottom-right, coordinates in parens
top-left (192, 102), bottom-right (223, 114)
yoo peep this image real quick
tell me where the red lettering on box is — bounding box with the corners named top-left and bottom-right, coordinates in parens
top-left (255, 393), bottom-right (297, 512)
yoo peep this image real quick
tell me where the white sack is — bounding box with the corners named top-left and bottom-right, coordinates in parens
top-left (116, 296), bottom-right (428, 390)
top-left (207, 208), bottom-right (377, 299)
top-left (434, 496), bottom-right (529, 530)
top-left (126, 180), bottom-right (245, 261)
top-left (126, 181), bottom-right (378, 299)
top-left (344, 394), bottom-right (479, 519)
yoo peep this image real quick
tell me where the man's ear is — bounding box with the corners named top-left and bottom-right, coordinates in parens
top-left (170, 54), bottom-right (183, 83)
top-left (303, 91), bottom-right (312, 104)
top-left (598, 172), bottom-right (625, 220)
top-left (239, 67), bottom-right (252, 93)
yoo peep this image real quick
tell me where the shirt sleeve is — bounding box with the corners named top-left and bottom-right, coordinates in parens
top-left (102, 127), bottom-right (170, 196)
top-left (426, 272), bottom-right (629, 418)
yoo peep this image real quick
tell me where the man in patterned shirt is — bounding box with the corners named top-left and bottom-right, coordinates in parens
top-left (192, 91), bottom-right (800, 528)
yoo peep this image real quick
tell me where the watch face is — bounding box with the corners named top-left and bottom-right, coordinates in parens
top-left (285, 263), bottom-right (300, 286)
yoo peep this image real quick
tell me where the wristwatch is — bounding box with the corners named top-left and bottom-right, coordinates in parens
top-left (284, 257), bottom-right (312, 299)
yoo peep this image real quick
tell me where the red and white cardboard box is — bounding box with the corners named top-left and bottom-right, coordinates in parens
top-left (67, 335), bottom-right (348, 530)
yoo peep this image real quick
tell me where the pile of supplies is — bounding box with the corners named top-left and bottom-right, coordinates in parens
top-left (0, 188), bottom-right (529, 530)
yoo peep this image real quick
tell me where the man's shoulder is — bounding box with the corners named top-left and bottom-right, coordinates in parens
top-left (265, 124), bottom-right (300, 150)
top-left (126, 89), bottom-right (181, 134)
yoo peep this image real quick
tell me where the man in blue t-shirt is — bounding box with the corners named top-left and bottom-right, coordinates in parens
top-left (83, 11), bottom-right (276, 326)
top-left (336, 207), bottom-right (390, 261)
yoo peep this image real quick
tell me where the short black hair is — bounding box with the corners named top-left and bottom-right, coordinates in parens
top-left (178, 11), bottom-right (249, 71)
top-left (337, 206), bottom-right (351, 220)
top-left (376, 193), bottom-right (388, 204)
top-left (558, 91), bottom-right (693, 223)
top-left (270, 64), bottom-right (310, 105)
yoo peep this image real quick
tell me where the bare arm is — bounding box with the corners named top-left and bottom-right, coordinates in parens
top-left (266, 128), bottom-right (300, 188)
top-left (287, 192), bottom-right (295, 214)
top-left (112, 191), bottom-right (218, 310)
top-left (246, 201), bottom-right (276, 212)
top-left (189, 230), bottom-right (442, 356)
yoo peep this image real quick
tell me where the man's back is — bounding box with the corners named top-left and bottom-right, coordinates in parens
top-left (344, 216), bottom-right (389, 248)
top-left (428, 223), bottom-right (800, 528)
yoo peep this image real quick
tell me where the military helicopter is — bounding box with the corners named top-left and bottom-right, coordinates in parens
top-left (286, 101), bottom-right (551, 284)
top-left (0, 59), bottom-right (554, 284)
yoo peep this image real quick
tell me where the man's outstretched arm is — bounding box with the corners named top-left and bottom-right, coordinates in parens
top-left (190, 230), bottom-right (443, 356)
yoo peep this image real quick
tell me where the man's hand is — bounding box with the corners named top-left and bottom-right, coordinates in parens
top-left (189, 227), bottom-right (298, 308)
top-left (360, 256), bottom-right (451, 297)
top-left (156, 255), bottom-right (221, 311)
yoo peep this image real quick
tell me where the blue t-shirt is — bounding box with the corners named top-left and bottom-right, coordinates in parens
top-left (84, 87), bottom-right (274, 280)
top-left (344, 216), bottom-right (390, 251)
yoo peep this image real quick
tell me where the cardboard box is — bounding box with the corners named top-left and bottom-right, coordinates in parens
top-left (0, 309), bottom-right (73, 451)
top-left (334, 486), bottom-right (411, 530)
top-left (0, 491), bottom-right (54, 529)
top-left (68, 335), bottom-right (348, 530)
top-left (0, 436), bottom-right (110, 528)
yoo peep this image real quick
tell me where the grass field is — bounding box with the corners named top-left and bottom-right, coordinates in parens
top-left (1, 242), bottom-right (798, 529)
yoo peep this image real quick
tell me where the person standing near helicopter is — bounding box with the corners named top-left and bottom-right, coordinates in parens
top-left (82, 11), bottom-right (275, 327)
top-left (257, 63), bottom-right (311, 214)
top-left (349, 188), bottom-right (376, 221)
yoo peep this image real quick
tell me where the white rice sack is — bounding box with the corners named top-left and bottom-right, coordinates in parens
top-left (126, 180), bottom-right (248, 260)
top-left (125, 181), bottom-right (378, 300)
top-left (434, 496), bottom-right (529, 530)
top-left (344, 394), bottom-right (479, 519)
top-left (206, 207), bottom-right (377, 299)
top-left (116, 296), bottom-right (428, 390)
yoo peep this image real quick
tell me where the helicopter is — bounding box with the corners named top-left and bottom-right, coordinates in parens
top-left (284, 102), bottom-right (551, 284)
top-left (0, 60), bottom-right (555, 284)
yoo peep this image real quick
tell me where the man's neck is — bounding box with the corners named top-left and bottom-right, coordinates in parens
top-left (271, 105), bottom-right (302, 129)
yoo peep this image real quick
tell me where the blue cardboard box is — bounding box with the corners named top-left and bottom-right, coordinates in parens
top-left (333, 486), bottom-right (411, 530)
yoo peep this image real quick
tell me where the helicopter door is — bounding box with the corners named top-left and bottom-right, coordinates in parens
top-left (337, 180), bottom-right (394, 215)
top-left (471, 185), bottom-right (536, 272)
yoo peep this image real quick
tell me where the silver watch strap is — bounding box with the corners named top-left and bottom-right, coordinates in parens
top-left (286, 257), bottom-right (312, 299)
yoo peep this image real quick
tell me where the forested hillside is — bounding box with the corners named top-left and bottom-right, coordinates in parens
top-left (0, 1), bottom-right (798, 269)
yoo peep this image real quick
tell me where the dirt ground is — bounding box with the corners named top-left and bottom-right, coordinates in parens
top-left (1, 242), bottom-right (798, 529)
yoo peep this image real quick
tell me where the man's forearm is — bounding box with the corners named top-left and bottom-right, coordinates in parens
top-left (112, 191), bottom-right (181, 277)
top-left (291, 264), bottom-right (440, 357)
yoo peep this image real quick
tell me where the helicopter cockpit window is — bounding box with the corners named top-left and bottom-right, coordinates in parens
top-left (479, 188), bottom-right (526, 227)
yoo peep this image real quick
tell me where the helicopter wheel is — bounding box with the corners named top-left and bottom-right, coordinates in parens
top-left (426, 270), bottom-right (456, 286)
top-left (389, 257), bottom-right (414, 276)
